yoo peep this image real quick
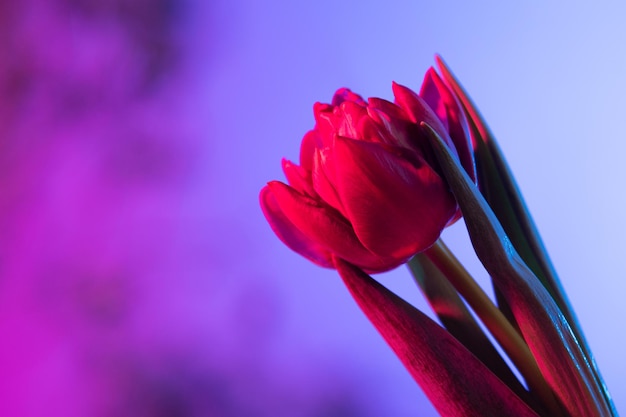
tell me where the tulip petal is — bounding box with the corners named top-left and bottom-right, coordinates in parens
top-left (299, 129), bottom-right (320, 171)
top-left (260, 184), bottom-right (334, 268)
top-left (335, 101), bottom-right (369, 139)
top-left (354, 113), bottom-right (392, 145)
top-left (313, 102), bottom-right (338, 146)
top-left (335, 258), bottom-right (541, 417)
top-left (367, 97), bottom-right (407, 121)
top-left (422, 122), bottom-right (611, 417)
top-left (420, 67), bottom-right (476, 183)
top-left (392, 81), bottom-right (458, 158)
top-left (365, 103), bottom-right (417, 150)
top-left (332, 87), bottom-right (367, 107)
top-left (332, 137), bottom-right (456, 259)
top-left (282, 158), bottom-right (315, 197)
top-left (311, 147), bottom-right (346, 215)
top-left (265, 181), bottom-right (392, 272)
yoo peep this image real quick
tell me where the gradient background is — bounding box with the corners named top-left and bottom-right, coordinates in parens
top-left (1, 0), bottom-right (625, 416)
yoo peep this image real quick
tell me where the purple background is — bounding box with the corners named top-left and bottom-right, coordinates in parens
top-left (1, 1), bottom-right (624, 416)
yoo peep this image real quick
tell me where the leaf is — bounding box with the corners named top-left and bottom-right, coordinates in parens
top-left (434, 55), bottom-right (617, 416)
top-left (434, 54), bottom-right (568, 329)
top-left (335, 258), bottom-right (541, 417)
top-left (415, 241), bottom-right (560, 416)
top-left (421, 122), bottom-right (611, 417)
top-left (407, 254), bottom-right (534, 407)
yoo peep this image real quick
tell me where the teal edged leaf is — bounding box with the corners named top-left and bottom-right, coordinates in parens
top-left (407, 254), bottom-right (534, 407)
top-left (434, 55), bottom-right (617, 417)
top-left (435, 55), bottom-right (565, 317)
top-left (422, 122), bottom-right (611, 417)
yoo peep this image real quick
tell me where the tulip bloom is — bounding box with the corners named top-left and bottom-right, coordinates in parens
top-left (260, 69), bottom-right (475, 273)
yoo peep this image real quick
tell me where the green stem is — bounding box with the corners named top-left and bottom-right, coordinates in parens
top-left (424, 239), bottom-right (563, 417)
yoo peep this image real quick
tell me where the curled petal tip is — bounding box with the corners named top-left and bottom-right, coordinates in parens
top-left (332, 88), bottom-right (367, 107)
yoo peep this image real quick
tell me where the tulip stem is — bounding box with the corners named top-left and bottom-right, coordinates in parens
top-left (424, 239), bottom-right (563, 417)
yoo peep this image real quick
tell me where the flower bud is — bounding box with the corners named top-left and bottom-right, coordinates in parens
top-left (260, 70), bottom-right (474, 273)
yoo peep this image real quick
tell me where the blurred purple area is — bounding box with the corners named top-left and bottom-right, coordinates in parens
top-left (2, 0), bottom-right (626, 416)
top-left (0, 1), bottom-right (394, 416)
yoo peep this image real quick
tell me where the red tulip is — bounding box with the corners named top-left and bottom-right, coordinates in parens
top-left (260, 71), bottom-right (475, 273)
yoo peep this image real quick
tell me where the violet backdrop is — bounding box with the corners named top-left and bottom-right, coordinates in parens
top-left (1, 1), bottom-right (624, 416)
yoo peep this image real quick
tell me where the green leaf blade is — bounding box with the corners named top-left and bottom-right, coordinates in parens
top-left (434, 56), bottom-right (618, 416)
top-left (422, 122), bottom-right (611, 417)
top-left (407, 254), bottom-right (533, 406)
top-left (335, 258), bottom-right (541, 417)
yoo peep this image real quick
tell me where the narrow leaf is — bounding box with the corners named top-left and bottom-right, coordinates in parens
top-left (407, 254), bottom-right (533, 406)
top-left (335, 258), bottom-right (541, 417)
top-left (434, 55), bottom-right (617, 416)
top-left (419, 241), bottom-right (561, 416)
top-left (422, 122), bottom-right (609, 417)
top-left (434, 54), bottom-right (571, 331)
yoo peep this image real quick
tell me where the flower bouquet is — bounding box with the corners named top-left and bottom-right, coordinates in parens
top-left (259, 56), bottom-right (617, 417)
